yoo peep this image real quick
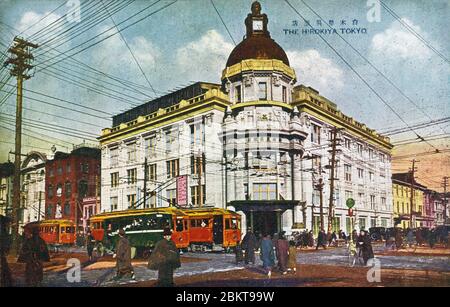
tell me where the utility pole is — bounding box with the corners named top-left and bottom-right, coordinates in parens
top-left (4, 37), bottom-right (38, 255)
top-left (143, 157), bottom-right (148, 208)
top-left (315, 178), bottom-right (324, 231)
top-left (197, 153), bottom-right (203, 207)
top-left (443, 176), bottom-right (449, 223)
top-left (409, 159), bottom-right (418, 228)
top-left (327, 127), bottom-right (341, 234)
top-left (37, 191), bottom-right (42, 222)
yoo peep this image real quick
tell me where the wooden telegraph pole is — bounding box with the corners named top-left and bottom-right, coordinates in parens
top-left (4, 37), bottom-right (38, 255)
top-left (409, 159), bottom-right (418, 228)
top-left (443, 176), bottom-right (449, 222)
top-left (327, 127), bottom-right (341, 234)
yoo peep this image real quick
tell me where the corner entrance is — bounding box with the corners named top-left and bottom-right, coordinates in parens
top-left (248, 211), bottom-right (280, 236)
top-left (228, 200), bottom-right (299, 237)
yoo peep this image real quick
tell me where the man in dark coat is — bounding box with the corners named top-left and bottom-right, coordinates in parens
top-left (85, 230), bottom-right (95, 261)
top-left (0, 215), bottom-right (12, 287)
top-left (395, 228), bottom-right (403, 250)
top-left (276, 232), bottom-right (289, 274)
top-left (241, 228), bottom-right (257, 265)
top-left (18, 227), bottom-right (50, 287)
top-left (148, 228), bottom-right (181, 287)
top-left (114, 228), bottom-right (135, 280)
top-left (357, 230), bottom-right (374, 265)
top-left (260, 233), bottom-right (275, 278)
top-left (316, 229), bottom-right (327, 250)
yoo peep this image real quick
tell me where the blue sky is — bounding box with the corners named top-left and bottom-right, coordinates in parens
top-left (0, 0), bottom-right (449, 189)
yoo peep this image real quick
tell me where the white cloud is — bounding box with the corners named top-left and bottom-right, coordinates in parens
top-left (17, 11), bottom-right (62, 36)
top-left (92, 26), bottom-right (160, 78)
top-left (176, 30), bottom-right (234, 82)
top-left (287, 49), bottom-right (344, 93)
top-left (370, 18), bottom-right (433, 60)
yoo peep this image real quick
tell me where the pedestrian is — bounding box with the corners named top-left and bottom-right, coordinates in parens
top-left (234, 242), bottom-right (244, 264)
top-left (287, 240), bottom-right (297, 274)
top-left (18, 227), bottom-right (50, 287)
top-left (241, 228), bottom-right (257, 265)
top-left (259, 233), bottom-right (275, 278)
top-left (316, 229), bottom-right (327, 250)
top-left (272, 232), bottom-right (279, 259)
top-left (276, 232), bottom-right (289, 274)
top-left (148, 228), bottom-right (181, 287)
top-left (0, 215), bottom-right (12, 287)
top-left (394, 228), bottom-right (403, 250)
top-left (330, 231), bottom-right (338, 247)
top-left (428, 228), bottom-right (436, 249)
top-left (113, 228), bottom-right (135, 281)
top-left (85, 230), bottom-right (96, 261)
top-left (308, 230), bottom-right (314, 247)
top-left (415, 227), bottom-right (424, 246)
top-left (357, 230), bottom-right (374, 265)
top-left (406, 228), bottom-right (414, 248)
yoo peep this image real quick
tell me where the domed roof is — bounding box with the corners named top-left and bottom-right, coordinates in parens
top-left (225, 1), bottom-right (290, 68)
top-left (226, 35), bottom-right (290, 67)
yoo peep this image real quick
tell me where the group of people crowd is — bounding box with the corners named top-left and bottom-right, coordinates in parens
top-left (236, 228), bottom-right (298, 277)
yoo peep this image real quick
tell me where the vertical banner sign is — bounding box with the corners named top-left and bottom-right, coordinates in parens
top-left (176, 175), bottom-right (188, 207)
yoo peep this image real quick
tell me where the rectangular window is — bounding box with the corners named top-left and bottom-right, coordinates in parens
top-left (282, 86), bottom-right (287, 103)
top-left (370, 217), bottom-right (376, 228)
top-left (190, 185), bottom-right (206, 206)
top-left (127, 142), bottom-right (136, 162)
top-left (381, 197), bottom-right (386, 209)
top-left (252, 183), bottom-right (277, 200)
top-left (235, 85), bottom-right (242, 103)
top-left (359, 217), bottom-right (366, 230)
top-left (311, 124), bottom-right (321, 144)
top-left (166, 189), bottom-right (176, 205)
top-left (66, 163), bottom-right (71, 173)
top-left (357, 144), bottom-right (363, 156)
top-left (381, 218), bottom-right (387, 227)
top-left (165, 130), bottom-right (175, 151)
top-left (190, 123), bottom-right (204, 146)
top-left (358, 192), bottom-right (365, 207)
top-left (127, 168), bottom-right (137, 185)
top-left (127, 194), bottom-right (136, 209)
top-left (111, 172), bottom-right (119, 188)
top-left (258, 82), bottom-right (267, 100)
top-left (81, 163), bottom-right (89, 173)
top-left (344, 138), bottom-right (351, 149)
top-left (147, 164), bottom-right (157, 181)
top-left (370, 195), bottom-right (376, 210)
top-left (190, 155), bottom-right (205, 175)
top-left (357, 168), bottom-right (364, 179)
top-left (380, 154), bottom-right (385, 162)
top-left (344, 164), bottom-right (352, 182)
top-left (145, 136), bottom-right (156, 157)
top-left (166, 159), bottom-right (179, 179)
top-left (369, 172), bottom-right (374, 182)
top-left (110, 147), bottom-right (119, 166)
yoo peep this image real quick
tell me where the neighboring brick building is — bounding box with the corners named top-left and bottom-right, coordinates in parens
top-left (45, 146), bottom-right (100, 228)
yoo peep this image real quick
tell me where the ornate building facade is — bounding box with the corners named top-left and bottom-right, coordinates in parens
top-left (99, 2), bottom-right (393, 236)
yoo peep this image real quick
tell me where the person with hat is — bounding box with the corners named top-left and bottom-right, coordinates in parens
top-left (113, 228), bottom-right (135, 281)
top-left (241, 227), bottom-right (257, 265)
top-left (18, 226), bottom-right (50, 287)
top-left (148, 227), bottom-right (180, 287)
top-left (0, 215), bottom-right (13, 287)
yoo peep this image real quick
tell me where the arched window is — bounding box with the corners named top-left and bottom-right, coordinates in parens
top-left (48, 185), bottom-right (54, 198)
top-left (46, 204), bottom-right (53, 218)
top-left (78, 180), bottom-right (88, 198)
top-left (65, 182), bottom-right (72, 197)
top-left (64, 202), bottom-right (71, 215)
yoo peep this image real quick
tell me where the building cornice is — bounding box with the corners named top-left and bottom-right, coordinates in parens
top-left (221, 59), bottom-right (296, 81)
top-left (292, 86), bottom-right (393, 152)
top-left (99, 89), bottom-right (231, 145)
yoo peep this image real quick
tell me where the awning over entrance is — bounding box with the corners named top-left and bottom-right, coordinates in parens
top-left (228, 200), bottom-right (299, 212)
top-left (228, 200), bottom-right (299, 236)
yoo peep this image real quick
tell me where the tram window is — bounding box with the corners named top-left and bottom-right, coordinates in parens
top-left (225, 219), bottom-right (231, 230)
top-left (61, 227), bottom-right (66, 233)
top-left (184, 220), bottom-right (188, 230)
top-left (175, 220), bottom-right (183, 232)
top-left (230, 219), bottom-right (238, 230)
top-left (201, 219), bottom-right (209, 227)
